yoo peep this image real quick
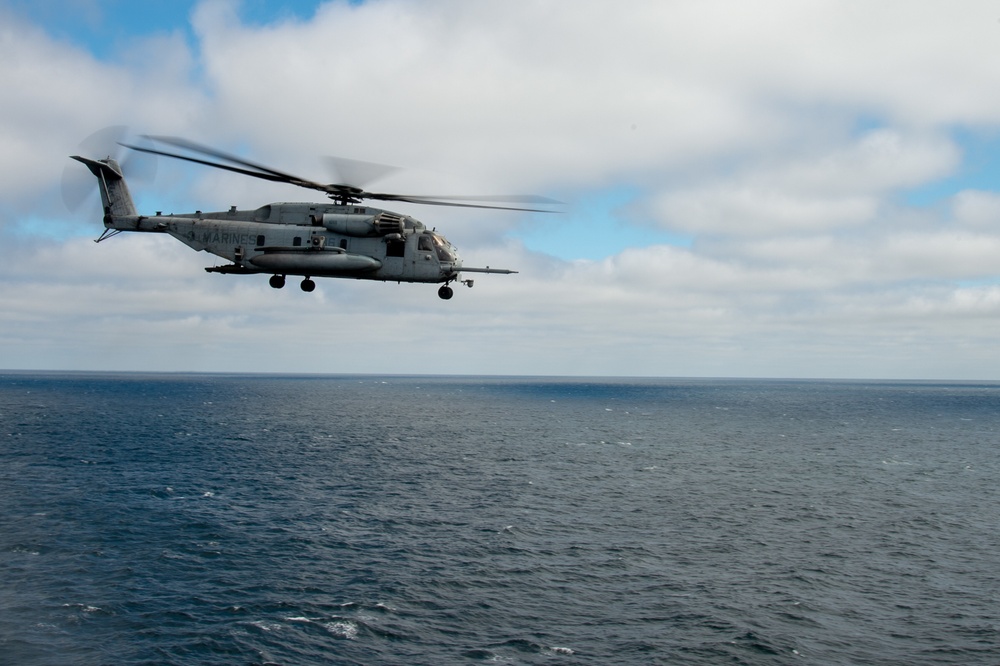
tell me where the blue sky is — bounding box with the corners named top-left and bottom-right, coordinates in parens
top-left (516, 187), bottom-right (692, 260)
top-left (903, 129), bottom-right (1000, 207)
top-left (6, 0), bottom-right (323, 58)
top-left (3, 0), bottom-right (1000, 378)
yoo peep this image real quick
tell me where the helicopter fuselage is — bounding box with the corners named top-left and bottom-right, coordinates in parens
top-left (147, 203), bottom-right (456, 280)
top-left (107, 202), bottom-right (512, 297)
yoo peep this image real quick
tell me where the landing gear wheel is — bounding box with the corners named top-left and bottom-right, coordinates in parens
top-left (438, 285), bottom-right (454, 300)
top-left (301, 278), bottom-right (316, 292)
top-left (269, 274), bottom-right (286, 289)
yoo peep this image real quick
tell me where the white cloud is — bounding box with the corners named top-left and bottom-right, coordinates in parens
top-left (951, 190), bottom-right (1000, 228)
top-left (651, 129), bottom-right (960, 234)
top-left (0, 9), bottom-right (203, 219)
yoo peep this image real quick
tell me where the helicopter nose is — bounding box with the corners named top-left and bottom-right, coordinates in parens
top-left (442, 259), bottom-right (460, 278)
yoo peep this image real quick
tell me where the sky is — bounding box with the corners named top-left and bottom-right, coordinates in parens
top-left (3, 0), bottom-right (1000, 379)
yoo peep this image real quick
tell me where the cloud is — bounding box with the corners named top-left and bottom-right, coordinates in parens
top-left (3, 0), bottom-right (1000, 378)
top-left (651, 129), bottom-right (960, 234)
top-left (951, 189), bottom-right (1000, 228)
top-left (0, 8), bottom-right (203, 220)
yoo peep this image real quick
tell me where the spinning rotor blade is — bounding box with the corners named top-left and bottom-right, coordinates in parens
top-left (120, 136), bottom-right (561, 212)
top-left (323, 155), bottom-right (402, 190)
top-left (121, 135), bottom-right (329, 192)
top-left (397, 194), bottom-right (561, 205)
top-left (81, 125), bottom-right (128, 159)
top-left (364, 192), bottom-right (562, 213)
top-left (321, 156), bottom-right (561, 212)
top-left (63, 126), bottom-right (157, 212)
top-left (62, 154), bottom-right (101, 212)
top-left (321, 156), bottom-right (561, 211)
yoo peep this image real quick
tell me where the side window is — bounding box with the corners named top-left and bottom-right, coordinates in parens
top-left (293, 236), bottom-right (302, 247)
top-left (256, 235), bottom-right (265, 247)
top-left (418, 235), bottom-right (434, 252)
top-left (386, 239), bottom-right (406, 258)
top-left (340, 239), bottom-right (348, 250)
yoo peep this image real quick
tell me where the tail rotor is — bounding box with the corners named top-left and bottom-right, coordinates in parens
top-left (62, 126), bottom-right (157, 213)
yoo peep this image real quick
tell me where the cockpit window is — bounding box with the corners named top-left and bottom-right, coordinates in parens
top-left (417, 232), bottom-right (457, 262)
top-left (430, 233), bottom-right (456, 262)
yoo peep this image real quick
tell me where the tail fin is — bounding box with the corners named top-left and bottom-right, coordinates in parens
top-left (70, 156), bottom-right (138, 219)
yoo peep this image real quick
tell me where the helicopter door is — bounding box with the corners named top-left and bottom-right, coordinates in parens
top-left (412, 234), bottom-right (439, 279)
top-left (375, 236), bottom-right (405, 278)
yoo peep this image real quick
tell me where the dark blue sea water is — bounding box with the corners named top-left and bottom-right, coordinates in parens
top-left (2, 373), bottom-right (999, 665)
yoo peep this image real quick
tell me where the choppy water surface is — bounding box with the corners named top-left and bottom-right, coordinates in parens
top-left (2, 373), bottom-right (999, 664)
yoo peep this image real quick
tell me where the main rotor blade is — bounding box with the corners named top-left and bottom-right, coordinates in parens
top-left (386, 193), bottom-right (563, 205)
top-left (121, 142), bottom-right (288, 182)
top-left (366, 193), bottom-right (560, 213)
top-left (143, 135), bottom-right (305, 182)
top-left (121, 140), bottom-right (331, 194)
top-left (323, 156), bottom-right (402, 190)
top-left (121, 135), bottom-right (562, 211)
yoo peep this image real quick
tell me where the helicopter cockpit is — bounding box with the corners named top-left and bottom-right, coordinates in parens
top-left (418, 231), bottom-right (457, 263)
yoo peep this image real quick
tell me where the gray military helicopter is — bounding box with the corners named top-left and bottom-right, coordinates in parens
top-left (71, 135), bottom-right (557, 299)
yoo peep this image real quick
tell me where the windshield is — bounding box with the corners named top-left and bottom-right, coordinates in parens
top-left (429, 233), bottom-right (456, 262)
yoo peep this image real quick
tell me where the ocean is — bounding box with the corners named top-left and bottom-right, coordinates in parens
top-left (1, 373), bottom-right (999, 664)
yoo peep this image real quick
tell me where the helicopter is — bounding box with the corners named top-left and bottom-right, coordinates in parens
top-left (71, 135), bottom-right (558, 299)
